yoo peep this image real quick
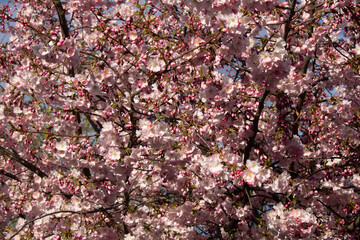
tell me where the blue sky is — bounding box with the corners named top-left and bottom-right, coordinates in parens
top-left (0, 0), bottom-right (12, 43)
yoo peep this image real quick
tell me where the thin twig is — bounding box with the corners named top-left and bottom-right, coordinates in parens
top-left (8, 204), bottom-right (122, 240)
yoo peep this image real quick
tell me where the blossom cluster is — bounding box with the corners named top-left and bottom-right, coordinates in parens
top-left (0, 0), bottom-right (360, 239)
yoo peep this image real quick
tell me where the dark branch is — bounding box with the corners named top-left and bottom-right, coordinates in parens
top-left (8, 204), bottom-right (122, 240)
top-left (0, 169), bottom-right (21, 181)
top-left (291, 2), bottom-right (316, 136)
top-left (52, 0), bottom-right (70, 39)
top-left (0, 146), bottom-right (48, 178)
top-left (52, 0), bottom-right (74, 77)
top-left (317, 199), bottom-right (344, 220)
top-left (283, 0), bottom-right (298, 41)
top-left (347, 213), bottom-right (360, 232)
top-left (243, 89), bottom-right (270, 164)
top-left (85, 114), bottom-right (102, 134)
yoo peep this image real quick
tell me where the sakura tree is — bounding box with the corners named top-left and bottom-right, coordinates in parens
top-left (1, 0), bottom-right (360, 239)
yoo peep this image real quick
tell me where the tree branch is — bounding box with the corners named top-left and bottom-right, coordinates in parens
top-left (0, 146), bottom-right (48, 178)
top-left (7, 204), bottom-right (122, 240)
top-left (243, 89), bottom-right (270, 164)
top-left (291, 2), bottom-right (316, 136)
top-left (283, 0), bottom-right (298, 41)
top-left (317, 199), bottom-right (344, 220)
top-left (52, 0), bottom-right (74, 77)
top-left (347, 213), bottom-right (360, 232)
top-left (52, 0), bottom-right (70, 39)
top-left (0, 169), bottom-right (21, 182)
top-left (85, 114), bottom-right (102, 134)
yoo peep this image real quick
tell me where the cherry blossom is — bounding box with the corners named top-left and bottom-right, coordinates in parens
top-left (0, 0), bottom-right (360, 239)
top-left (147, 56), bottom-right (166, 72)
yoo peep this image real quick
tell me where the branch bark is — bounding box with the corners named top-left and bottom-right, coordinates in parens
top-left (0, 146), bottom-right (48, 178)
top-left (283, 0), bottom-right (298, 41)
top-left (85, 114), bottom-right (102, 134)
top-left (0, 169), bottom-right (21, 181)
top-left (243, 89), bottom-right (270, 164)
top-left (291, 2), bottom-right (316, 136)
top-left (347, 213), bottom-right (360, 232)
top-left (52, 0), bottom-right (74, 77)
top-left (7, 204), bottom-right (122, 240)
top-left (53, 0), bottom-right (70, 39)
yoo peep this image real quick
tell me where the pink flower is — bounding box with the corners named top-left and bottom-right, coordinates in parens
top-left (108, 148), bottom-right (121, 160)
top-left (352, 174), bottom-right (360, 187)
top-left (204, 85), bottom-right (218, 100)
top-left (285, 136), bottom-right (304, 159)
top-left (99, 21), bottom-right (106, 28)
top-left (242, 170), bottom-right (256, 185)
top-left (56, 141), bottom-right (68, 151)
top-left (270, 171), bottom-right (290, 193)
top-left (246, 160), bottom-right (262, 174)
top-left (129, 30), bottom-right (138, 41)
top-left (147, 57), bottom-right (166, 72)
top-left (102, 122), bottom-right (114, 132)
top-left (353, 44), bottom-right (360, 55)
top-left (66, 47), bottom-right (76, 57)
top-left (201, 154), bottom-right (224, 175)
